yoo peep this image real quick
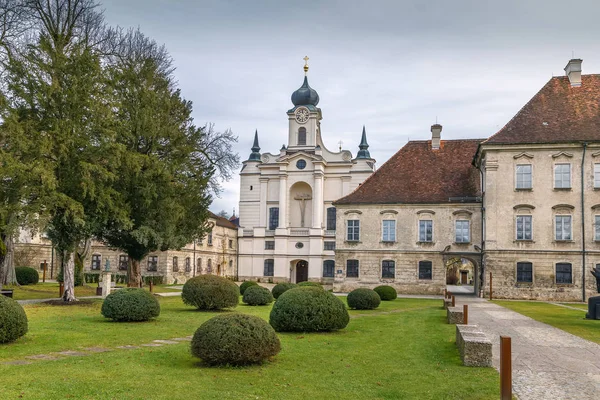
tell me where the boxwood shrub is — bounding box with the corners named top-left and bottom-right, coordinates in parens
top-left (15, 267), bottom-right (39, 285)
top-left (242, 285), bottom-right (274, 306)
top-left (182, 275), bottom-right (239, 310)
top-left (374, 285), bottom-right (398, 301)
top-left (0, 295), bottom-right (28, 343)
top-left (271, 282), bottom-right (297, 299)
top-left (191, 313), bottom-right (280, 366)
top-left (239, 280), bottom-right (258, 295)
top-left (347, 288), bottom-right (381, 310)
top-left (101, 288), bottom-right (160, 322)
top-left (269, 287), bottom-right (349, 332)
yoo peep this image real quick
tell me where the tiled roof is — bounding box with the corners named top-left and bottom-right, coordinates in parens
top-left (484, 75), bottom-right (600, 145)
top-left (334, 139), bottom-right (483, 205)
top-left (209, 212), bottom-right (238, 230)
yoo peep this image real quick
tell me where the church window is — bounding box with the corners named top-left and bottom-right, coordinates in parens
top-left (208, 231), bottom-right (213, 246)
top-left (265, 241), bottom-right (275, 250)
top-left (418, 261), bottom-right (432, 280)
top-left (418, 220), bottom-right (433, 242)
top-left (554, 164), bottom-right (571, 189)
top-left (595, 215), bottom-right (600, 241)
top-left (455, 220), bottom-right (470, 243)
top-left (595, 164), bottom-right (600, 188)
top-left (296, 159), bottom-right (307, 170)
top-left (555, 215), bottom-right (572, 241)
top-left (298, 127), bottom-right (306, 145)
top-left (326, 207), bottom-right (336, 231)
top-left (324, 241), bottom-right (335, 251)
top-left (516, 262), bottom-right (533, 283)
top-left (197, 258), bottom-right (202, 273)
top-left (118, 255), bottom-right (129, 271)
top-left (347, 220), bottom-right (360, 241)
top-left (382, 220), bottom-right (396, 242)
top-left (382, 260), bottom-right (395, 278)
top-left (516, 164), bottom-right (532, 189)
top-left (147, 256), bottom-right (158, 271)
top-left (207, 259), bottom-right (212, 273)
top-left (229, 240), bottom-right (233, 249)
top-left (185, 257), bottom-right (191, 272)
top-left (91, 254), bottom-right (101, 270)
top-left (323, 260), bottom-right (335, 278)
top-left (346, 260), bottom-right (359, 278)
top-left (269, 207), bottom-right (279, 230)
top-left (172, 256), bottom-right (179, 272)
top-left (555, 263), bottom-right (572, 284)
top-left (264, 259), bottom-right (274, 277)
top-left (516, 215), bottom-right (532, 240)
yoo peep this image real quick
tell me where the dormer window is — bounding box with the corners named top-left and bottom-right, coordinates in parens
top-left (298, 127), bottom-right (306, 145)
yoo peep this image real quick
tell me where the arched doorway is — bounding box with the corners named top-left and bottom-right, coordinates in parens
top-left (295, 260), bottom-right (308, 283)
top-left (445, 257), bottom-right (475, 294)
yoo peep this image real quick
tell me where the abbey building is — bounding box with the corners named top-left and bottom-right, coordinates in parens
top-left (236, 61), bottom-right (375, 283)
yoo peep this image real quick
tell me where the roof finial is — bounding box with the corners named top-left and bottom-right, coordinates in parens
top-left (357, 125), bottom-right (371, 159)
top-left (303, 56), bottom-right (309, 75)
top-left (248, 129), bottom-right (261, 161)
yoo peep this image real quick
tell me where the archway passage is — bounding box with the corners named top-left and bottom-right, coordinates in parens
top-left (296, 260), bottom-right (308, 283)
top-left (446, 257), bottom-right (475, 294)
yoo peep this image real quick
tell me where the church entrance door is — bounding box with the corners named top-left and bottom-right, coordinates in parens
top-left (295, 260), bottom-right (308, 283)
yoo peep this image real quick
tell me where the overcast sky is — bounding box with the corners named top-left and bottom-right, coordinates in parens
top-left (100, 0), bottom-right (600, 216)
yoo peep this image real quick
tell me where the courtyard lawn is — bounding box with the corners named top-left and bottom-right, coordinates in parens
top-left (493, 300), bottom-right (600, 344)
top-left (0, 297), bottom-right (499, 400)
top-left (3, 282), bottom-right (98, 300)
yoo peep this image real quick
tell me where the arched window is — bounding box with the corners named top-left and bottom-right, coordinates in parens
top-left (185, 257), bottom-right (191, 272)
top-left (172, 256), bottom-right (179, 272)
top-left (197, 258), bottom-right (202, 274)
top-left (207, 259), bottom-right (212, 273)
top-left (298, 127), bottom-right (306, 146)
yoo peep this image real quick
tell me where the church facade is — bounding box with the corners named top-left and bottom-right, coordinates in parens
top-left (237, 61), bottom-right (375, 283)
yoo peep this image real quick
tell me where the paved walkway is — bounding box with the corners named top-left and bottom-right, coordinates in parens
top-left (461, 297), bottom-right (600, 400)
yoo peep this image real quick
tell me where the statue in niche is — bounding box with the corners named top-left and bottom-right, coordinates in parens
top-left (294, 193), bottom-right (312, 227)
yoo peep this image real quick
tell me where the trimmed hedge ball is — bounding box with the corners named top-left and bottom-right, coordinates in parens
top-left (269, 287), bottom-right (349, 332)
top-left (347, 288), bottom-right (381, 310)
top-left (239, 280), bottom-right (259, 295)
top-left (243, 286), bottom-right (274, 306)
top-left (101, 288), bottom-right (160, 322)
top-left (182, 275), bottom-right (239, 310)
top-left (191, 313), bottom-right (281, 366)
top-left (374, 285), bottom-right (398, 301)
top-left (271, 282), bottom-right (297, 299)
top-left (0, 295), bottom-right (28, 343)
top-left (15, 267), bottom-right (39, 285)
top-left (297, 281), bottom-right (323, 289)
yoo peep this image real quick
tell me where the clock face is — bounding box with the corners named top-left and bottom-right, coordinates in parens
top-left (295, 107), bottom-right (309, 124)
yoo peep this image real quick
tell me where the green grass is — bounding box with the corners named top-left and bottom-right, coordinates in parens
top-left (4, 282), bottom-right (98, 300)
top-left (557, 302), bottom-right (589, 310)
top-left (493, 300), bottom-right (600, 344)
top-left (0, 297), bottom-right (499, 399)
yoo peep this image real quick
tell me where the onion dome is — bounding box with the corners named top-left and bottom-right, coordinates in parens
top-left (291, 76), bottom-right (320, 107)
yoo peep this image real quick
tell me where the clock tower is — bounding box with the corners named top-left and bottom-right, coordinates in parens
top-left (287, 56), bottom-right (322, 150)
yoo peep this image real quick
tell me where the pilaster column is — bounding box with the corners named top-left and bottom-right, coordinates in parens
top-left (278, 174), bottom-right (287, 228)
top-left (259, 177), bottom-right (269, 227)
top-left (313, 173), bottom-right (324, 228)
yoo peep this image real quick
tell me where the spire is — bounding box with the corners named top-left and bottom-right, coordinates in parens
top-left (248, 130), bottom-right (261, 161)
top-left (356, 125), bottom-right (371, 159)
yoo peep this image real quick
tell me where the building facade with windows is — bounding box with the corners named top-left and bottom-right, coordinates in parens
top-left (474, 59), bottom-right (600, 301)
top-left (332, 130), bottom-right (484, 294)
top-left (15, 212), bottom-right (238, 285)
top-left (236, 63), bottom-right (375, 283)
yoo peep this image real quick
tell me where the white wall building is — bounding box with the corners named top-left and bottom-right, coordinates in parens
top-left (237, 62), bottom-right (375, 283)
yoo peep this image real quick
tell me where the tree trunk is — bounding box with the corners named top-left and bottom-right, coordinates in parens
top-left (128, 258), bottom-right (142, 288)
top-left (62, 251), bottom-right (77, 302)
top-left (75, 238), bottom-right (91, 286)
top-left (4, 236), bottom-right (17, 286)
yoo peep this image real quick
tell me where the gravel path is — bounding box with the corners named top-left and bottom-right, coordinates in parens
top-left (461, 297), bottom-right (600, 400)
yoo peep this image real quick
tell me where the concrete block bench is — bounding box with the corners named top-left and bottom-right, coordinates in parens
top-left (455, 324), bottom-right (492, 367)
top-left (447, 306), bottom-right (464, 324)
top-left (442, 298), bottom-right (452, 309)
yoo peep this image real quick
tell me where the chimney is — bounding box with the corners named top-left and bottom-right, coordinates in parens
top-left (431, 124), bottom-right (442, 150)
top-left (564, 59), bottom-right (582, 87)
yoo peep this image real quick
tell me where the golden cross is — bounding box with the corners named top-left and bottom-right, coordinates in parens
top-left (303, 56), bottom-right (309, 75)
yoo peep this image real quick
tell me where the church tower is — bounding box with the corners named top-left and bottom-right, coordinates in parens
top-left (237, 58), bottom-right (375, 284)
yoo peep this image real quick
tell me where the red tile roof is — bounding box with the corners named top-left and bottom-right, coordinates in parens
top-left (209, 212), bottom-right (238, 230)
top-left (334, 139), bottom-right (483, 205)
top-left (484, 75), bottom-right (600, 145)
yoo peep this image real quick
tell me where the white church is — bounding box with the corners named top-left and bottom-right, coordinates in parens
top-left (237, 59), bottom-right (375, 283)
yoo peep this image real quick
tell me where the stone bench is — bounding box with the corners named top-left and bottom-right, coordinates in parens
top-left (442, 298), bottom-right (452, 309)
top-left (1, 289), bottom-right (14, 298)
top-left (447, 306), bottom-right (464, 324)
top-left (455, 324), bottom-right (492, 367)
